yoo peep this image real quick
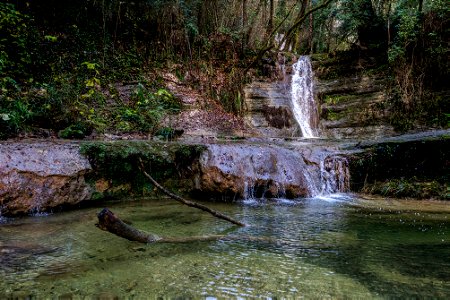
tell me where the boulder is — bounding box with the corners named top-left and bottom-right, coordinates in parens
top-left (194, 143), bottom-right (321, 200)
top-left (0, 141), bottom-right (93, 215)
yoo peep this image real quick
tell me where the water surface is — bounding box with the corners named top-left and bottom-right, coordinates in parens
top-left (1, 194), bottom-right (449, 298)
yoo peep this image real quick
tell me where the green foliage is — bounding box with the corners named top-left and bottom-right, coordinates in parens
top-left (384, 0), bottom-right (449, 130)
top-left (365, 179), bottom-right (448, 199)
top-left (0, 3), bottom-right (30, 78)
top-left (388, 10), bottom-right (420, 63)
top-left (0, 0), bottom-right (446, 139)
top-left (114, 84), bottom-right (182, 133)
top-left (0, 98), bottom-right (32, 139)
top-left (58, 123), bottom-right (91, 139)
top-left (330, 0), bottom-right (386, 50)
top-left (0, 4), bottom-right (34, 138)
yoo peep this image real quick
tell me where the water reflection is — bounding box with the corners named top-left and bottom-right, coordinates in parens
top-left (0, 195), bottom-right (449, 298)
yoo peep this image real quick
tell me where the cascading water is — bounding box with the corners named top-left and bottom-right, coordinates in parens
top-left (291, 56), bottom-right (319, 138)
top-left (320, 155), bottom-right (350, 194)
top-left (203, 55), bottom-right (349, 200)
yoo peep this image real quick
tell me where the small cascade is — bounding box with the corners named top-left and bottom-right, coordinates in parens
top-left (199, 144), bottom-right (352, 201)
top-left (243, 180), bottom-right (255, 199)
top-left (279, 55), bottom-right (287, 80)
top-left (320, 155), bottom-right (350, 194)
top-left (291, 56), bottom-right (319, 138)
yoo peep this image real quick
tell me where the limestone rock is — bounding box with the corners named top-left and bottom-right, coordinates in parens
top-left (194, 144), bottom-right (319, 200)
top-left (244, 80), bottom-right (301, 137)
top-left (315, 72), bottom-right (395, 139)
top-left (0, 141), bottom-right (93, 215)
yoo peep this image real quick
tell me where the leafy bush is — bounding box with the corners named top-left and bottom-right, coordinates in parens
top-left (58, 123), bottom-right (92, 139)
top-left (114, 84), bottom-right (181, 133)
top-left (0, 3), bottom-right (30, 80)
top-left (0, 98), bottom-right (32, 139)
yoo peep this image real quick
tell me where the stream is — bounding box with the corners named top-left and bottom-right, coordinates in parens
top-left (1, 55), bottom-right (448, 298)
top-left (1, 194), bottom-right (449, 298)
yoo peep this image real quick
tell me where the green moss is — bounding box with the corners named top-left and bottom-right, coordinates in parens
top-left (324, 109), bottom-right (347, 121)
top-left (310, 53), bottom-right (329, 62)
top-left (349, 138), bottom-right (450, 199)
top-left (363, 179), bottom-right (448, 200)
top-left (80, 141), bottom-right (206, 197)
top-left (324, 94), bottom-right (363, 105)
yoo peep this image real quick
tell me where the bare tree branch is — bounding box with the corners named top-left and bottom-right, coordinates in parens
top-left (243, 0), bottom-right (335, 75)
top-left (138, 158), bottom-right (246, 227)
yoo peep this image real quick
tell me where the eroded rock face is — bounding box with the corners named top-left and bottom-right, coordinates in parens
top-left (0, 141), bottom-right (93, 215)
top-left (195, 143), bottom-right (321, 200)
top-left (0, 139), bottom-right (354, 215)
top-left (244, 80), bottom-right (301, 137)
top-left (314, 70), bottom-right (395, 139)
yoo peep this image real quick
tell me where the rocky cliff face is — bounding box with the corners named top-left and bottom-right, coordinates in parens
top-left (1, 132), bottom-right (446, 216)
top-left (0, 139), bottom-right (350, 215)
top-left (347, 130), bottom-right (450, 199)
top-left (315, 72), bottom-right (394, 139)
top-left (0, 141), bottom-right (204, 216)
top-left (243, 80), bottom-right (301, 138)
top-left (243, 55), bottom-right (395, 140)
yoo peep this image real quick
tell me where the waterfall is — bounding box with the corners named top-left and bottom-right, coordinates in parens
top-left (291, 56), bottom-right (318, 138)
top-left (320, 155), bottom-right (350, 194)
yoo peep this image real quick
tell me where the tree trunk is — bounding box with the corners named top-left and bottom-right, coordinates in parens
top-left (246, 0), bottom-right (265, 48)
top-left (242, 0), bottom-right (248, 50)
top-left (96, 208), bottom-right (226, 243)
top-left (387, 1), bottom-right (391, 45)
top-left (267, 0), bottom-right (274, 36)
top-left (309, 0), bottom-right (314, 53)
top-left (418, 0), bottom-right (423, 14)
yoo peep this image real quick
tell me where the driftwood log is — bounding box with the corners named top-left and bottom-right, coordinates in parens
top-left (138, 157), bottom-right (246, 227)
top-left (96, 208), bottom-right (162, 243)
top-left (96, 208), bottom-right (271, 244)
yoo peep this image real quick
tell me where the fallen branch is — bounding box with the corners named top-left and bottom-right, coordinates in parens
top-left (96, 208), bottom-right (268, 244)
top-left (138, 157), bottom-right (246, 227)
top-left (96, 208), bottom-right (162, 243)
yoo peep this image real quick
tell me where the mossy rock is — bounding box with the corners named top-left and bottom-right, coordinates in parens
top-left (59, 123), bottom-right (92, 139)
top-left (80, 141), bottom-right (206, 196)
top-left (348, 137), bottom-right (450, 199)
top-left (363, 179), bottom-right (448, 200)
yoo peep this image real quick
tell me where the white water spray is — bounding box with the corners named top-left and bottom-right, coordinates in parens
top-left (291, 56), bottom-right (318, 138)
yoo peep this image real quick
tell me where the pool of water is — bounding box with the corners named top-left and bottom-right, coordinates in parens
top-left (1, 194), bottom-right (449, 298)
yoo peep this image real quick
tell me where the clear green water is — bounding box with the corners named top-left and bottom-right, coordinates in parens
top-left (1, 194), bottom-right (449, 299)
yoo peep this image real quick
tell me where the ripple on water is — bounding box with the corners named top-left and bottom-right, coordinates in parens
top-left (0, 196), bottom-right (449, 298)
top-left (314, 193), bottom-right (355, 203)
